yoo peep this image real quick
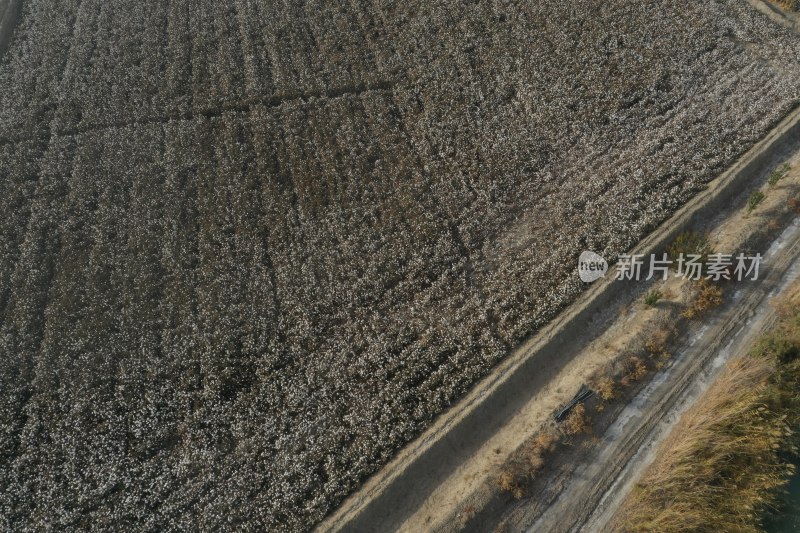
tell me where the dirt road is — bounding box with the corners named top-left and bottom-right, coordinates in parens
top-left (0, 0), bottom-right (21, 58)
top-left (529, 218), bottom-right (800, 533)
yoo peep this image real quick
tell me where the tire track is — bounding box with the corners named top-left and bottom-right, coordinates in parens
top-left (531, 218), bottom-right (800, 533)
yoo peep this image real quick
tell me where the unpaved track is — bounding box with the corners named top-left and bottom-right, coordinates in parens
top-left (0, 0), bottom-right (21, 59)
top-left (528, 218), bottom-right (800, 533)
top-left (746, 0), bottom-right (800, 31)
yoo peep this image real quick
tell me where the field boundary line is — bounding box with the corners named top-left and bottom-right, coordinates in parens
top-left (745, 0), bottom-right (800, 31)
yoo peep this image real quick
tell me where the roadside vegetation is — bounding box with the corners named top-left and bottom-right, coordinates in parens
top-left (771, 0), bottom-right (798, 11)
top-left (748, 162), bottom-right (793, 214)
top-left (644, 289), bottom-right (663, 306)
top-left (666, 231), bottom-right (713, 267)
top-left (682, 279), bottom-right (724, 320)
top-left (769, 163), bottom-right (792, 186)
top-left (490, 161), bottom-right (798, 525)
top-left (496, 230), bottom-right (727, 500)
top-left (749, 190), bottom-right (767, 212)
top-left (611, 290), bottom-right (800, 533)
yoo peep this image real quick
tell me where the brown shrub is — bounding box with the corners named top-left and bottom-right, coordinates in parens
top-left (645, 327), bottom-right (671, 355)
top-left (772, 0), bottom-right (798, 11)
top-left (682, 280), bottom-right (723, 320)
top-left (525, 429), bottom-right (558, 474)
top-left (533, 430), bottom-right (557, 453)
top-left (595, 376), bottom-right (617, 401)
top-left (621, 357), bottom-right (648, 386)
top-left (528, 452), bottom-right (545, 473)
top-left (563, 404), bottom-right (591, 436)
top-left (496, 470), bottom-right (524, 499)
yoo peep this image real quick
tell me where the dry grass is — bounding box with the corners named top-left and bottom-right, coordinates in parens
top-left (611, 294), bottom-right (800, 533)
top-left (495, 470), bottom-right (525, 499)
top-left (621, 357), bottom-right (648, 386)
top-left (645, 326), bottom-right (672, 356)
top-left (666, 231), bottom-right (712, 267)
top-left (461, 504), bottom-right (476, 516)
top-left (771, 0), bottom-right (798, 11)
top-left (682, 279), bottom-right (723, 320)
top-left (595, 376), bottom-right (617, 402)
top-left (562, 404), bottom-right (591, 437)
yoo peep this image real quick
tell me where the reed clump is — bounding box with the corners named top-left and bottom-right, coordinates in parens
top-left (612, 292), bottom-right (800, 532)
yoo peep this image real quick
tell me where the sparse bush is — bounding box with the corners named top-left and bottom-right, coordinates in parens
top-left (682, 279), bottom-right (724, 320)
top-left (646, 327), bottom-right (670, 353)
top-left (496, 470), bottom-right (525, 499)
top-left (644, 290), bottom-right (662, 306)
top-left (748, 190), bottom-right (766, 212)
top-left (524, 430), bottom-right (558, 474)
top-left (768, 163), bottom-right (791, 186)
top-left (563, 404), bottom-right (591, 436)
top-left (595, 376), bottom-right (618, 401)
top-left (666, 231), bottom-right (712, 268)
top-left (622, 357), bottom-right (648, 386)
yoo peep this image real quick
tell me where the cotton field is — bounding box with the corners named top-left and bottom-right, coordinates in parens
top-left (1, 0), bottom-right (800, 531)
